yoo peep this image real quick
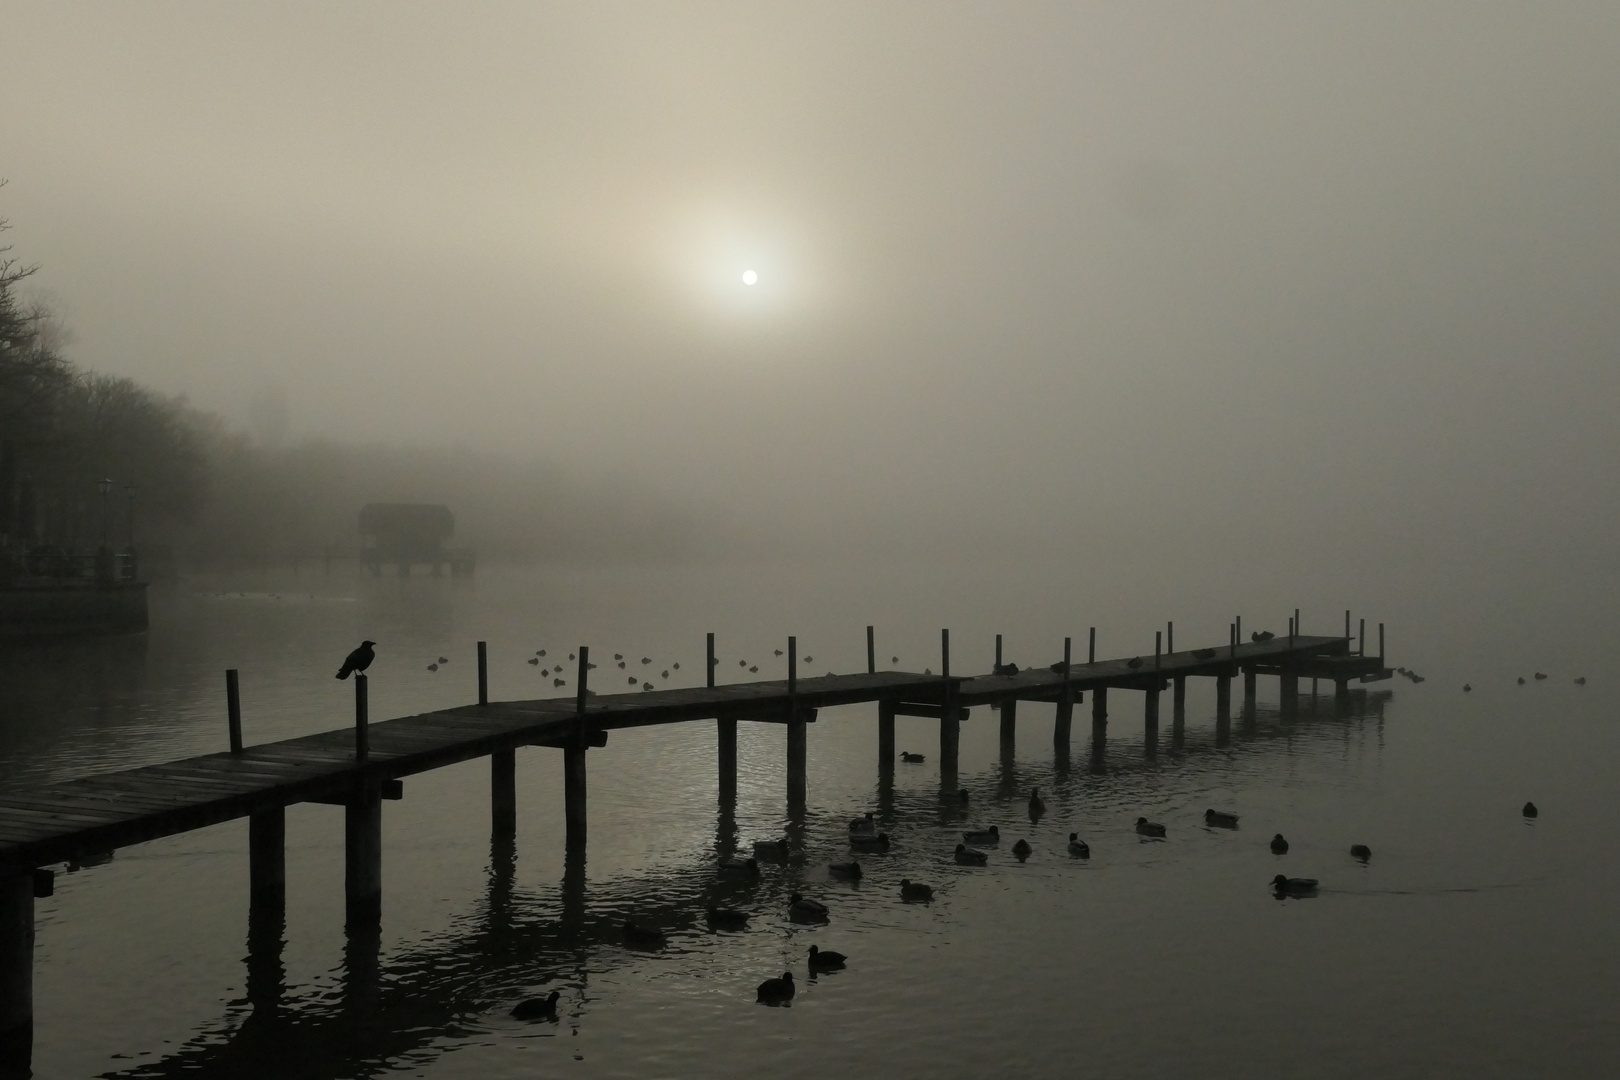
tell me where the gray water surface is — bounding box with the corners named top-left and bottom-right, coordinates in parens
top-left (3, 564), bottom-right (1616, 1079)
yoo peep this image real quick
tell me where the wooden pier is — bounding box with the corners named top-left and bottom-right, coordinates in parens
top-left (0, 623), bottom-right (1388, 1071)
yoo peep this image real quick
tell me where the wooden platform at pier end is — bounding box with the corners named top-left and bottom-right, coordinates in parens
top-left (0, 635), bottom-right (1381, 871)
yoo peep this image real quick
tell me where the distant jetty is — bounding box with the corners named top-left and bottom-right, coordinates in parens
top-left (0, 548), bottom-right (147, 640)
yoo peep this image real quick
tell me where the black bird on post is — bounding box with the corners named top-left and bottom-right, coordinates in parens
top-left (336, 640), bottom-right (377, 680)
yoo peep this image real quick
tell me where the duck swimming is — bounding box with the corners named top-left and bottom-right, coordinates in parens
top-left (1204, 809), bottom-right (1240, 828)
top-left (808, 944), bottom-right (847, 970)
top-left (900, 751), bottom-right (926, 763)
top-left (510, 990), bottom-right (560, 1020)
top-left (1067, 833), bottom-right (1090, 857)
top-left (828, 860), bottom-right (863, 880)
top-left (753, 838), bottom-right (790, 861)
top-left (1272, 874), bottom-right (1318, 896)
top-left (756, 971), bottom-right (795, 1004)
top-left (623, 920), bottom-right (667, 948)
top-left (1012, 838), bottom-right (1032, 861)
top-left (789, 893), bottom-right (829, 922)
top-left (849, 832), bottom-right (891, 852)
top-left (899, 879), bottom-right (934, 902)
top-left (955, 843), bottom-right (989, 866)
top-left (849, 812), bottom-right (876, 835)
top-left (1270, 833), bottom-right (1290, 854)
top-left (706, 907), bottom-right (750, 931)
top-left (962, 825), bottom-right (1000, 845)
top-left (1350, 844), bottom-right (1372, 860)
top-left (1523, 802), bottom-right (1538, 818)
top-left (1135, 817), bottom-right (1167, 838)
top-left (1028, 789), bottom-right (1046, 816)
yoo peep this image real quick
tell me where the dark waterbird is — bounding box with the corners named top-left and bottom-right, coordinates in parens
top-left (962, 825), bottom-right (999, 845)
top-left (1067, 833), bottom-right (1090, 858)
top-left (1534, 672), bottom-right (1547, 680)
top-left (849, 811), bottom-right (876, 835)
top-left (1028, 788), bottom-right (1046, 816)
top-left (1350, 844), bottom-right (1372, 860)
top-left (718, 856), bottom-right (759, 876)
top-left (1272, 874), bottom-right (1318, 896)
top-left (1517, 677), bottom-right (1526, 685)
top-left (753, 838), bottom-right (790, 861)
top-left (426, 662), bottom-right (438, 672)
top-left (1575, 677), bottom-right (1586, 685)
top-left (1252, 630), bottom-right (1275, 642)
top-left (1270, 833), bottom-right (1290, 854)
top-left (1192, 647), bottom-right (1218, 659)
top-left (1205, 809), bottom-right (1240, 828)
top-left (623, 920), bottom-right (666, 948)
top-left (900, 751), bottom-right (925, 763)
top-left (706, 907), bottom-right (750, 931)
top-left (1126, 657), bottom-right (1144, 669)
top-left (954, 843), bottom-right (989, 865)
top-left (437, 656), bottom-right (448, 664)
top-left (528, 657), bottom-right (540, 666)
top-left (1012, 838), bottom-right (1032, 861)
top-left (828, 860), bottom-right (863, 879)
top-left (849, 832), bottom-right (891, 853)
top-left (808, 944), bottom-right (847, 971)
top-left (1135, 817), bottom-right (1167, 838)
top-left (335, 640), bottom-right (376, 680)
top-left (1523, 801), bottom-right (1539, 818)
top-left (993, 661), bottom-right (1020, 676)
top-left (789, 893), bottom-right (829, 922)
top-left (510, 990), bottom-right (559, 1020)
top-left (899, 879), bottom-right (934, 902)
top-left (1462, 683), bottom-right (1470, 691)
top-left (757, 971), bottom-right (795, 1004)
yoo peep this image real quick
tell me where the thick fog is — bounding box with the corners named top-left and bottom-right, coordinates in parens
top-left (4, 3), bottom-right (1617, 628)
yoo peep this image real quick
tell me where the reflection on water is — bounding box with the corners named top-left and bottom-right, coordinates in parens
top-left (4, 565), bottom-right (1618, 1079)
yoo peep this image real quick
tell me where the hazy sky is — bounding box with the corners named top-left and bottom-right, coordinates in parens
top-left (3, 2), bottom-right (1618, 580)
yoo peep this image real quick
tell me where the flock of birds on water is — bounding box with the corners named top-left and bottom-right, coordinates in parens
top-left (420, 645), bottom-right (874, 692)
top-left (507, 787), bottom-right (1547, 1015)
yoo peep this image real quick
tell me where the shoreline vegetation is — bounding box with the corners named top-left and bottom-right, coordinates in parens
top-left (0, 211), bottom-right (695, 571)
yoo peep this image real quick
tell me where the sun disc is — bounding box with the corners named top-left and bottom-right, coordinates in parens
top-left (741, 270), bottom-right (758, 285)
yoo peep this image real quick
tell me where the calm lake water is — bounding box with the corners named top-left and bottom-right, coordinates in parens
top-left (2, 562), bottom-right (1616, 1079)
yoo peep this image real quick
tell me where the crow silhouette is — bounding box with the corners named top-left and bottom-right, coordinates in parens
top-left (336, 641), bottom-right (376, 680)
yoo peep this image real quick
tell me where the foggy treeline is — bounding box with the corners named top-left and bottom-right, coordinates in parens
top-left (0, 219), bottom-right (694, 568)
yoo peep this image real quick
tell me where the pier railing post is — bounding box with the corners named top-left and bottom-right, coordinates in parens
top-left (249, 806), bottom-right (286, 910)
top-left (477, 641), bottom-right (488, 706)
top-left (354, 674), bottom-right (369, 762)
top-left (867, 625), bottom-right (875, 674)
top-left (0, 871), bottom-right (34, 1074)
top-left (1359, 618), bottom-right (1366, 657)
top-left (227, 669), bottom-right (243, 754)
top-left (1379, 623), bottom-right (1385, 664)
top-left (1155, 631), bottom-right (1162, 668)
top-left (1088, 627), bottom-right (1096, 664)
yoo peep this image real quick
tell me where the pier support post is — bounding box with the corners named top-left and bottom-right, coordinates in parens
top-left (1216, 672), bottom-right (1232, 721)
top-left (564, 741), bottom-right (588, 850)
top-left (1091, 685), bottom-right (1108, 737)
top-left (999, 700), bottom-right (1017, 757)
top-left (717, 719), bottom-right (737, 804)
top-left (786, 709), bottom-right (807, 810)
top-left (1279, 673), bottom-right (1299, 716)
top-left (491, 749), bottom-right (516, 838)
top-left (344, 786), bottom-right (383, 924)
top-left (1144, 684), bottom-right (1160, 735)
top-left (1242, 668), bottom-right (1257, 714)
top-left (1335, 677), bottom-right (1349, 701)
top-left (1053, 697), bottom-right (1073, 752)
top-left (877, 700), bottom-right (896, 774)
top-left (249, 806), bottom-right (286, 910)
top-left (1172, 675), bottom-right (1186, 723)
top-left (939, 703), bottom-right (959, 788)
top-left (0, 872), bottom-right (33, 1074)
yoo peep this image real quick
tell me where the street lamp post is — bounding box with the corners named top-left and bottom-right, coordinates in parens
top-left (95, 477), bottom-right (113, 582)
top-left (125, 484), bottom-right (137, 550)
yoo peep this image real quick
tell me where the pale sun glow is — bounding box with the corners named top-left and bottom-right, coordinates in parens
top-left (742, 269), bottom-right (758, 285)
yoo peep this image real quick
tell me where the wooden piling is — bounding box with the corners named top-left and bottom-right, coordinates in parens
top-left (1167, 621), bottom-right (1174, 655)
top-left (1359, 618), bottom-right (1366, 657)
top-left (227, 669), bottom-right (243, 754)
top-left (249, 806), bottom-right (286, 909)
top-left (939, 629), bottom-right (958, 784)
top-left (1216, 671), bottom-right (1232, 723)
top-left (1088, 627), bottom-right (1096, 664)
top-left (1155, 630), bottom-right (1162, 668)
top-left (1344, 609), bottom-right (1351, 641)
top-left (715, 628), bottom-right (735, 802)
top-left (477, 641), bottom-right (488, 706)
top-left (999, 699), bottom-right (1017, 754)
top-left (787, 636), bottom-right (806, 808)
top-left (491, 749), bottom-right (516, 837)
top-left (1379, 623), bottom-right (1385, 663)
top-left (878, 699), bottom-right (896, 772)
top-left (995, 633), bottom-right (1002, 669)
top-left (1144, 682), bottom-right (1160, 734)
top-left (1172, 675), bottom-right (1186, 734)
top-left (1091, 684), bottom-right (1108, 736)
top-left (1243, 667), bottom-right (1257, 712)
top-left (0, 871), bottom-right (33, 1072)
top-left (344, 786), bottom-right (382, 923)
top-left (867, 625), bottom-right (875, 675)
top-left (1335, 677), bottom-right (1350, 701)
top-left (354, 674), bottom-right (369, 762)
top-left (567, 646), bottom-right (589, 849)
top-left (1054, 637), bottom-right (1073, 751)
top-left (1280, 672), bottom-right (1299, 715)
